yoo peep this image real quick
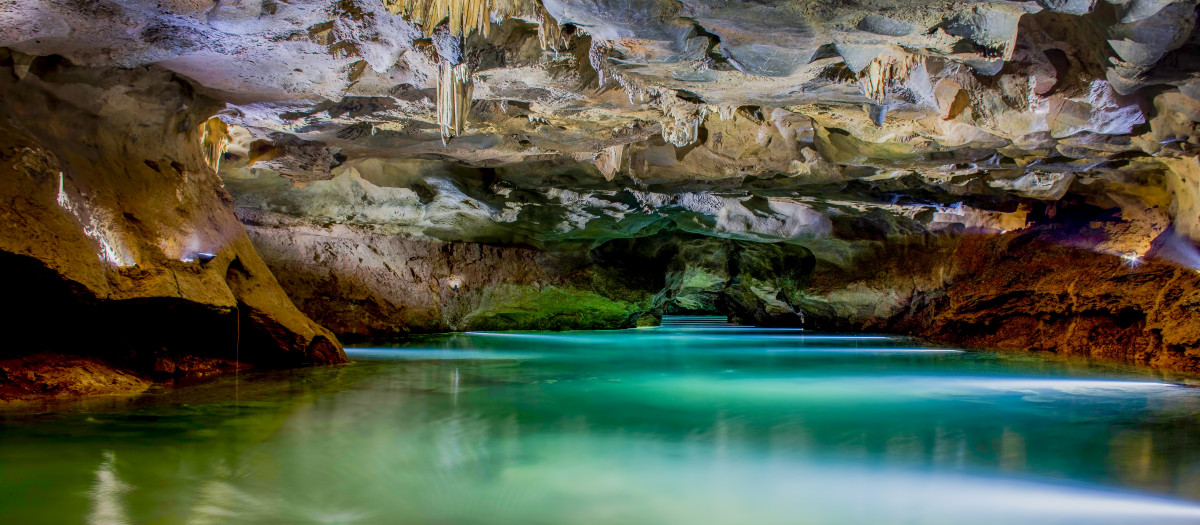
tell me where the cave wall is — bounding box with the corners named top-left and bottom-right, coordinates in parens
top-left (916, 234), bottom-right (1200, 371)
top-left (2, 0), bottom-right (1200, 397)
top-left (241, 210), bottom-right (671, 338)
top-left (794, 231), bottom-right (1200, 372)
top-left (242, 207), bottom-right (1200, 373)
top-left (0, 53), bottom-right (346, 402)
top-left (242, 214), bottom-right (827, 337)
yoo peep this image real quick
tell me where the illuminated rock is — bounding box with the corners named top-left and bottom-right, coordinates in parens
top-left (4, 0), bottom-right (1200, 396)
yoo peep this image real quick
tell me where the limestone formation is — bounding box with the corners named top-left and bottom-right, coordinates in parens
top-left (0, 52), bottom-right (345, 403)
top-left (4, 0), bottom-right (1200, 399)
top-left (436, 60), bottom-right (474, 143)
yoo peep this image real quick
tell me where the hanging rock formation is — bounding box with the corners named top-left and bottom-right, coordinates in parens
top-left (436, 60), bottom-right (474, 143)
top-left (2, 0), bottom-right (1200, 396)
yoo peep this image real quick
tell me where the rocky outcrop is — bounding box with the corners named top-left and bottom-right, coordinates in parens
top-left (644, 233), bottom-right (816, 324)
top-left (2, 0), bottom-right (1200, 381)
top-left (234, 165), bottom-right (1200, 374)
top-left (791, 229), bottom-right (1200, 372)
top-left (912, 233), bottom-right (1200, 371)
top-left (242, 217), bottom-right (825, 336)
top-left (240, 210), bottom-right (668, 337)
top-left (243, 200), bottom-right (1200, 373)
top-left (0, 53), bottom-right (345, 403)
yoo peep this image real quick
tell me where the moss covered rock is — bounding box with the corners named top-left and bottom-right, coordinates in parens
top-left (460, 284), bottom-right (652, 331)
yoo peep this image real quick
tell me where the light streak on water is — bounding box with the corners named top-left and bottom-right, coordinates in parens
top-left (6, 315), bottom-right (1200, 524)
top-left (346, 348), bottom-right (542, 360)
top-left (763, 346), bottom-right (961, 353)
top-left (462, 331), bottom-right (894, 344)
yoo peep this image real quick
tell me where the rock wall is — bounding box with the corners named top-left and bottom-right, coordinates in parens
top-left (240, 210), bottom-right (669, 338)
top-left (797, 231), bottom-right (1200, 372)
top-left (241, 192), bottom-right (1200, 373)
top-left (243, 206), bottom-right (1200, 375)
top-left (242, 214), bottom-right (826, 337)
top-left (3, 0), bottom-right (1199, 394)
top-left (917, 234), bottom-right (1200, 371)
top-left (0, 53), bottom-right (346, 403)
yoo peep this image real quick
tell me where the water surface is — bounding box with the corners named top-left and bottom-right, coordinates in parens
top-left (4, 316), bottom-right (1200, 524)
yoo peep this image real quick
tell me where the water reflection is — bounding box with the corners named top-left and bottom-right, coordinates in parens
top-left (87, 451), bottom-right (131, 525)
top-left (4, 316), bottom-right (1200, 523)
top-left (183, 460), bottom-right (244, 525)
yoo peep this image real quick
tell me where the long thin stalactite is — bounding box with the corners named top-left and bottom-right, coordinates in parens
top-left (385, 0), bottom-right (566, 142)
top-left (437, 60), bottom-right (474, 145)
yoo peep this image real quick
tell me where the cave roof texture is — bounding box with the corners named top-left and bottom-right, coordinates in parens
top-left (5, 0), bottom-right (1200, 263)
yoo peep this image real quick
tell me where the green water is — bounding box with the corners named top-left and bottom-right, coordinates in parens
top-left (5, 316), bottom-right (1200, 524)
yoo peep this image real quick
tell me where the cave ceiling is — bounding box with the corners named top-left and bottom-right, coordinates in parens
top-left (4, 0), bottom-right (1200, 260)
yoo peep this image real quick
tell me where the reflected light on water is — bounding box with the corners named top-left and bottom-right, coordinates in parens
top-left (87, 451), bottom-right (131, 525)
top-left (346, 348), bottom-right (542, 360)
top-left (7, 316), bottom-right (1200, 524)
top-left (462, 331), bottom-right (894, 343)
top-left (764, 346), bottom-right (961, 353)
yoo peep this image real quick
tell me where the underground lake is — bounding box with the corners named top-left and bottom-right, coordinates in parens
top-left (7, 0), bottom-right (1200, 522)
top-left (4, 317), bottom-right (1200, 524)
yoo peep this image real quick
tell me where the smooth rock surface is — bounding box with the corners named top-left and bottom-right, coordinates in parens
top-left (0, 54), bottom-right (346, 401)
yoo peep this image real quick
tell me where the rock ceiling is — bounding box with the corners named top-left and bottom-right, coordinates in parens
top-left (4, 0), bottom-right (1200, 261)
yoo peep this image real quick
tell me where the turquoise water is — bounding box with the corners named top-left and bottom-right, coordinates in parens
top-left (5, 316), bottom-right (1200, 524)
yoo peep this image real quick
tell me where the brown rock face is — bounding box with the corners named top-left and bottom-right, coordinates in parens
top-left (0, 54), bottom-right (346, 402)
top-left (797, 231), bottom-right (1200, 372)
top-left (0, 354), bottom-right (151, 405)
top-left (915, 235), bottom-right (1200, 372)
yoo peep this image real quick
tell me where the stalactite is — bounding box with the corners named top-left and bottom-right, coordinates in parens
top-left (537, 8), bottom-right (566, 51)
top-left (387, 0), bottom-right (568, 142)
top-left (857, 53), bottom-right (924, 103)
top-left (594, 144), bottom-right (627, 181)
top-left (200, 117), bottom-right (230, 174)
top-left (654, 89), bottom-right (709, 147)
top-left (661, 110), bottom-right (704, 146)
top-left (385, 0), bottom-right (513, 37)
top-left (589, 41), bottom-right (612, 88)
top-left (437, 60), bottom-right (474, 144)
top-left (384, 0), bottom-right (562, 45)
top-left (583, 42), bottom-right (647, 103)
top-left (865, 103), bottom-right (888, 127)
top-left (612, 73), bottom-right (652, 106)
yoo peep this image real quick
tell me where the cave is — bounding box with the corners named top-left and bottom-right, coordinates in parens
top-left (4, 0), bottom-right (1200, 522)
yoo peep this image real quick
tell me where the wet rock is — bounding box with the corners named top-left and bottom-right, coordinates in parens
top-left (0, 54), bottom-right (345, 401)
top-left (2, 0), bottom-right (1200, 378)
top-left (0, 354), bottom-right (152, 404)
top-left (241, 212), bottom-right (669, 337)
top-left (722, 241), bottom-right (814, 326)
top-left (797, 229), bottom-right (1200, 372)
